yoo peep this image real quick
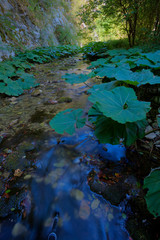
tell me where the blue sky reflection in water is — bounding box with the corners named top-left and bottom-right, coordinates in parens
top-left (4, 130), bottom-right (129, 240)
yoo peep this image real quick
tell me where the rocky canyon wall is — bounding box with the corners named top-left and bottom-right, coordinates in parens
top-left (0, 0), bottom-right (76, 60)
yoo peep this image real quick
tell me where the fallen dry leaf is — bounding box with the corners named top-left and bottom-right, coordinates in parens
top-left (14, 169), bottom-right (23, 177)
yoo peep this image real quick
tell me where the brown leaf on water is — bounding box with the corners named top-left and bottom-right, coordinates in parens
top-left (14, 169), bottom-right (23, 177)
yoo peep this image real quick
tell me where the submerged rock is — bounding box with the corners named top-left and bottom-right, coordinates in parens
top-left (58, 96), bottom-right (72, 103)
top-left (31, 89), bottom-right (43, 97)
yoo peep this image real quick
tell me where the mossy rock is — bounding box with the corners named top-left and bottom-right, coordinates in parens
top-left (58, 96), bottom-right (72, 103)
top-left (5, 151), bottom-right (29, 171)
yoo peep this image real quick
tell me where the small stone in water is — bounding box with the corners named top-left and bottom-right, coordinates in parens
top-left (24, 174), bottom-right (32, 180)
top-left (12, 223), bottom-right (27, 237)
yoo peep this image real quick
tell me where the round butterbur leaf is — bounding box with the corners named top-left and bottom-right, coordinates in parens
top-left (49, 108), bottom-right (86, 135)
top-left (88, 86), bottom-right (151, 124)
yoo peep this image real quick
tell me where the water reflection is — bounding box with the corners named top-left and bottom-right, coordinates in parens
top-left (1, 131), bottom-right (129, 240)
top-left (10, 132), bottom-right (129, 240)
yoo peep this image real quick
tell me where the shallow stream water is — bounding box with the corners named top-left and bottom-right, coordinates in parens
top-left (0, 55), bottom-right (130, 240)
top-left (1, 130), bottom-right (130, 240)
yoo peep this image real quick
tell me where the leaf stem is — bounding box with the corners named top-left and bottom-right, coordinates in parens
top-left (85, 123), bottom-right (95, 130)
top-left (84, 82), bottom-right (91, 88)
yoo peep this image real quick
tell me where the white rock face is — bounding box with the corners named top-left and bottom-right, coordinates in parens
top-left (0, 0), bottom-right (75, 60)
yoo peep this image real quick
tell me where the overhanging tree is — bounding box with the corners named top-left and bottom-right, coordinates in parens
top-left (79, 0), bottom-right (160, 46)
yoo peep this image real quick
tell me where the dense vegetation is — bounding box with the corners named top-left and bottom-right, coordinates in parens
top-left (76, 0), bottom-right (160, 46)
top-left (0, 45), bottom-right (79, 96)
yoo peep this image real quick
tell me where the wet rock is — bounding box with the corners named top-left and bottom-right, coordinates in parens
top-left (155, 140), bottom-right (160, 148)
top-left (58, 96), bottom-right (72, 103)
top-left (10, 97), bottom-right (18, 105)
top-left (29, 110), bottom-right (50, 123)
top-left (18, 141), bottom-right (35, 152)
top-left (31, 89), bottom-right (42, 96)
top-left (126, 196), bottom-right (158, 240)
top-left (5, 151), bottom-right (29, 171)
top-left (145, 132), bottom-right (157, 139)
top-left (0, 192), bottom-right (25, 218)
top-left (12, 223), bottom-right (28, 238)
top-left (46, 99), bottom-right (58, 105)
top-left (89, 179), bottom-right (128, 205)
top-left (145, 125), bottom-right (157, 139)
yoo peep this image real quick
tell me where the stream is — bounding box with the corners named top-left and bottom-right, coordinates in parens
top-left (0, 55), bottom-right (131, 239)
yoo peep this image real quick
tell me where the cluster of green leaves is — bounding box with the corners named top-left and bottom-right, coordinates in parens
top-left (49, 46), bottom-right (160, 218)
top-left (78, 0), bottom-right (160, 47)
top-left (16, 45), bottom-right (80, 64)
top-left (82, 42), bottom-right (109, 60)
top-left (0, 45), bottom-right (80, 96)
top-left (50, 86), bottom-right (150, 146)
top-left (0, 59), bottom-right (38, 96)
top-left (49, 47), bottom-right (160, 145)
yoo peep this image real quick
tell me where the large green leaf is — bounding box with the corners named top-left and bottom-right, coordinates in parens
top-left (136, 58), bottom-right (155, 68)
top-left (94, 65), bottom-right (116, 78)
top-left (132, 69), bottom-right (160, 86)
top-left (0, 73), bottom-right (9, 81)
top-left (110, 55), bottom-right (126, 62)
top-left (94, 116), bottom-right (147, 146)
top-left (144, 169), bottom-right (160, 217)
top-left (0, 79), bottom-right (23, 96)
top-left (88, 81), bottom-right (118, 94)
top-left (88, 103), bottom-right (103, 123)
top-left (88, 86), bottom-right (151, 124)
top-left (16, 72), bottom-right (38, 90)
top-left (49, 109), bottom-right (86, 135)
top-left (61, 73), bottom-right (90, 84)
top-left (128, 48), bottom-right (142, 55)
top-left (87, 58), bottom-right (108, 69)
top-left (0, 63), bottom-right (15, 77)
top-left (144, 52), bottom-right (160, 64)
top-left (94, 66), bottom-right (133, 81)
top-left (107, 49), bottom-right (129, 56)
